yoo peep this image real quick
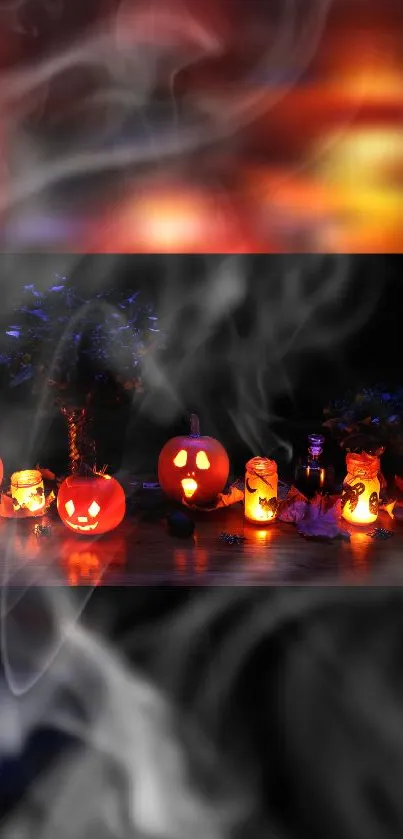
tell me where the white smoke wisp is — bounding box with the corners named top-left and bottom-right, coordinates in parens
top-left (141, 255), bottom-right (247, 423)
top-left (0, 582), bottom-right (245, 839)
top-left (0, 0), bottom-right (333, 232)
top-left (140, 254), bottom-right (381, 457)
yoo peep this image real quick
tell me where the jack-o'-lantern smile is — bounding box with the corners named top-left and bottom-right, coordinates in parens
top-left (63, 499), bottom-right (101, 531)
top-left (67, 521), bottom-right (99, 532)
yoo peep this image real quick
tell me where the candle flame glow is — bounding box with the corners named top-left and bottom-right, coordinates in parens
top-left (181, 478), bottom-right (198, 499)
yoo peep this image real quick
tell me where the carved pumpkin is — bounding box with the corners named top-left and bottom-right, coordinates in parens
top-left (57, 472), bottom-right (126, 535)
top-left (158, 414), bottom-right (230, 504)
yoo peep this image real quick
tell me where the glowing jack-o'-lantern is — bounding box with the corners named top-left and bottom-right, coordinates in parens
top-left (341, 452), bottom-right (380, 525)
top-left (158, 414), bottom-right (230, 504)
top-left (244, 457), bottom-right (278, 524)
top-left (57, 472), bottom-right (126, 535)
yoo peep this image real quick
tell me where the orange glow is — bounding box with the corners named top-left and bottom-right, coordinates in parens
top-left (4, 0), bottom-right (403, 253)
top-left (181, 477), bottom-right (198, 499)
top-left (341, 454), bottom-right (380, 526)
top-left (66, 551), bottom-right (101, 586)
top-left (244, 457), bottom-right (278, 524)
top-left (174, 549), bottom-right (187, 574)
top-left (244, 525), bottom-right (274, 545)
top-left (61, 536), bottom-right (127, 585)
top-left (195, 549), bottom-right (208, 574)
top-left (196, 451), bottom-right (210, 470)
top-left (173, 450), bottom-right (188, 468)
top-left (115, 183), bottom-right (224, 253)
top-left (10, 470), bottom-right (45, 515)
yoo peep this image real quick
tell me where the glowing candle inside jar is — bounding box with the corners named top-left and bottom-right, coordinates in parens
top-left (341, 453), bottom-right (380, 525)
top-left (244, 457), bottom-right (278, 524)
top-left (10, 470), bottom-right (45, 514)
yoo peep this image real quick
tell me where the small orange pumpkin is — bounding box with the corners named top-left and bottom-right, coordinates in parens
top-left (57, 472), bottom-right (125, 535)
top-left (158, 414), bottom-right (230, 504)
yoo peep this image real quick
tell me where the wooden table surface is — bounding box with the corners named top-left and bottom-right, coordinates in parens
top-left (1, 501), bottom-right (402, 587)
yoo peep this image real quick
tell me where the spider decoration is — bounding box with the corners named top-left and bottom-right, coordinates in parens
top-left (341, 482), bottom-right (365, 514)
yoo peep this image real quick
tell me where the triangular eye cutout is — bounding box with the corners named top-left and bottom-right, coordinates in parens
top-left (173, 450), bottom-right (187, 467)
top-left (65, 500), bottom-right (75, 517)
top-left (196, 451), bottom-right (210, 470)
top-left (88, 501), bottom-right (101, 518)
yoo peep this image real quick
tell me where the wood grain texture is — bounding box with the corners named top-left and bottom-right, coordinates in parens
top-left (1, 501), bottom-right (401, 586)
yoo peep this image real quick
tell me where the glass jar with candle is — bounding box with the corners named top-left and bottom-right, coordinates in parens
top-left (10, 470), bottom-right (46, 515)
top-left (341, 452), bottom-right (380, 525)
top-left (294, 434), bottom-right (333, 499)
top-left (244, 457), bottom-right (278, 524)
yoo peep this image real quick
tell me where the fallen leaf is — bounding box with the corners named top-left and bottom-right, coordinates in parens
top-left (381, 499), bottom-right (396, 520)
top-left (278, 486), bottom-right (308, 523)
top-left (0, 493), bottom-right (15, 517)
top-left (298, 494), bottom-right (350, 541)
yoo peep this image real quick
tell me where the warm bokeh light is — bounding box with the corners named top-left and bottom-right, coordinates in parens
top-left (1, 0), bottom-right (403, 251)
top-left (89, 180), bottom-right (250, 253)
top-left (244, 525), bottom-right (274, 545)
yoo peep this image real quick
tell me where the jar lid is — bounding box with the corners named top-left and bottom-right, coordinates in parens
top-left (11, 470), bottom-right (42, 488)
top-left (246, 457), bottom-right (277, 477)
top-left (346, 452), bottom-right (379, 479)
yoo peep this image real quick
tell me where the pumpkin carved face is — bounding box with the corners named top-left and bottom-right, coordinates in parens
top-left (57, 473), bottom-right (125, 535)
top-left (158, 414), bottom-right (229, 504)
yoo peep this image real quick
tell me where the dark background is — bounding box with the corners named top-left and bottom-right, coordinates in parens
top-left (0, 254), bottom-right (401, 479)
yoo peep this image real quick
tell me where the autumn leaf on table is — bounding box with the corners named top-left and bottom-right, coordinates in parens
top-left (298, 494), bottom-right (350, 541)
top-left (380, 499), bottom-right (397, 520)
top-left (0, 493), bottom-right (15, 517)
top-left (278, 486), bottom-right (309, 523)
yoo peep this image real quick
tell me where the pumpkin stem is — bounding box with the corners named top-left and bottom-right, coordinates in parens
top-left (189, 413), bottom-right (201, 437)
